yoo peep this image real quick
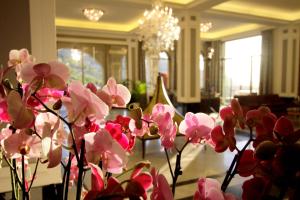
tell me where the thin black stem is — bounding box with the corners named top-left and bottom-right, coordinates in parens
top-left (28, 158), bottom-right (40, 191)
top-left (63, 153), bottom-right (72, 200)
top-left (164, 148), bottom-right (174, 178)
top-left (164, 140), bottom-right (190, 196)
top-left (32, 94), bottom-right (80, 162)
top-left (76, 139), bottom-right (85, 200)
top-left (179, 140), bottom-right (190, 153)
top-left (2, 152), bottom-right (15, 170)
top-left (12, 159), bottom-right (21, 197)
top-left (21, 155), bottom-right (29, 200)
top-left (221, 154), bottom-right (238, 191)
top-left (9, 167), bottom-right (17, 200)
top-left (221, 127), bottom-right (254, 192)
top-left (172, 153), bottom-right (182, 195)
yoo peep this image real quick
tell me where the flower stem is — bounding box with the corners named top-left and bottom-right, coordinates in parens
top-left (9, 166), bottom-right (17, 200)
top-left (63, 153), bottom-right (72, 200)
top-left (164, 148), bottom-right (174, 179)
top-left (164, 140), bottom-right (190, 196)
top-left (21, 155), bottom-right (29, 200)
top-left (221, 127), bottom-right (254, 191)
top-left (76, 139), bottom-right (85, 200)
top-left (28, 158), bottom-right (40, 192)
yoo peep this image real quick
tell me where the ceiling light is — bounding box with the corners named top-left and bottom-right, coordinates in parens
top-left (200, 22), bottom-right (212, 32)
top-left (137, 1), bottom-right (181, 57)
top-left (83, 8), bottom-right (104, 22)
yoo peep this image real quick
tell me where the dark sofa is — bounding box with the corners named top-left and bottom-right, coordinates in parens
top-left (234, 94), bottom-right (295, 117)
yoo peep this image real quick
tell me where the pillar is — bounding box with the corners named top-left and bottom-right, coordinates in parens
top-left (273, 25), bottom-right (300, 97)
top-left (176, 12), bottom-right (201, 103)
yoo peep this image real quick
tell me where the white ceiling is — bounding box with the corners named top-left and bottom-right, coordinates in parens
top-left (56, 0), bottom-right (300, 40)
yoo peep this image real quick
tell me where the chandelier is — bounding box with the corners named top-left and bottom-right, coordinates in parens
top-left (137, 1), bottom-right (181, 57)
top-left (200, 22), bottom-right (212, 32)
top-left (83, 8), bottom-right (104, 22)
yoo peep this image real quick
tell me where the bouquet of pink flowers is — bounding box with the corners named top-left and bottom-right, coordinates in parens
top-left (0, 49), bottom-right (299, 200)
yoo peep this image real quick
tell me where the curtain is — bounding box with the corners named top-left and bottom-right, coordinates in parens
top-left (260, 29), bottom-right (273, 94)
top-left (138, 41), bottom-right (146, 82)
top-left (203, 40), bottom-right (224, 97)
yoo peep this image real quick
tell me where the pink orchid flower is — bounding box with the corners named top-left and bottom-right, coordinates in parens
top-left (159, 113), bottom-right (177, 149)
top-left (8, 49), bottom-right (34, 82)
top-left (20, 61), bottom-right (69, 90)
top-left (151, 104), bottom-right (177, 148)
top-left (3, 129), bottom-right (41, 158)
top-left (151, 103), bottom-right (175, 123)
top-left (62, 81), bottom-right (109, 126)
top-left (105, 122), bottom-right (129, 150)
top-left (126, 165), bottom-right (153, 200)
top-left (194, 178), bottom-right (237, 200)
top-left (26, 87), bottom-right (64, 107)
top-left (8, 49), bottom-right (33, 67)
top-left (84, 129), bottom-right (128, 174)
top-left (237, 149), bottom-right (257, 177)
top-left (0, 99), bottom-right (10, 122)
top-left (210, 125), bottom-right (236, 152)
top-left (150, 168), bottom-right (173, 200)
top-left (85, 162), bottom-right (152, 200)
top-left (274, 116), bottom-right (294, 137)
top-left (246, 107), bottom-right (277, 147)
top-left (96, 77), bottom-right (131, 108)
top-left (179, 112), bottom-right (214, 144)
top-left (7, 91), bottom-right (35, 129)
top-left (0, 126), bottom-right (12, 146)
top-left (35, 112), bottom-right (66, 168)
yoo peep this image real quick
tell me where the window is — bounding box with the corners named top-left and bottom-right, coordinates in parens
top-left (58, 48), bottom-right (104, 86)
top-left (57, 42), bottom-right (128, 87)
top-left (223, 35), bottom-right (262, 102)
top-left (199, 53), bottom-right (205, 90)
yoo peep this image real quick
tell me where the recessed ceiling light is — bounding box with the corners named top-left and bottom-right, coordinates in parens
top-left (83, 8), bottom-right (104, 22)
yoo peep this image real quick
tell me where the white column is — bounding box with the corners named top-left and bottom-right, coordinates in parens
top-left (273, 25), bottom-right (300, 97)
top-left (176, 12), bottom-right (201, 103)
top-left (29, 0), bottom-right (57, 62)
top-left (127, 37), bottom-right (138, 89)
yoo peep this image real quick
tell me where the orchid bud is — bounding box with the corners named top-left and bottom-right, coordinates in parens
top-left (255, 140), bottom-right (277, 160)
top-left (3, 79), bottom-right (13, 90)
top-left (149, 125), bottom-right (159, 135)
top-left (53, 99), bottom-right (62, 110)
top-left (129, 105), bottom-right (143, 121)
top-left (135, 119), bottom-right (143, 129)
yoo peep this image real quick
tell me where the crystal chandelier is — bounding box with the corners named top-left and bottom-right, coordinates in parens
top-left (83, 8), bottom-right (104, 22)
top-left (137, 1), bottom-right (181, 57)
top-left (200, 22), bottom-right (212, 32)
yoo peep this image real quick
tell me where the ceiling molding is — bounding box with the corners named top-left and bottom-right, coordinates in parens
top-left (55, 18), bottom-right (139, 32)
top-left (204, 9), bottom-right (289, 26)
top-left (212, 2), bottom-right (300, 22)
top-left (187, 0), bottom-right (229, 10)
top-left (201, 23), bottom-right (270, 40)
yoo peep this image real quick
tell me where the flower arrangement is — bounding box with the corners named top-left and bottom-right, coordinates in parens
top-left (0, 49), bottom-right (300, 200)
